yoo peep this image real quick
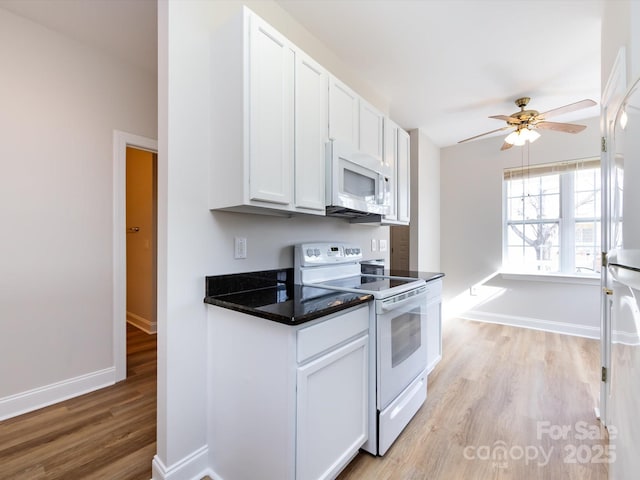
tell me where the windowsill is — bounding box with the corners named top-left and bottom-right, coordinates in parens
top-left (500, 271), bottom-right (601, 286)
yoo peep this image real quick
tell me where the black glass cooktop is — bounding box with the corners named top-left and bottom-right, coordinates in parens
top-left (319, 275), bottom-right (419, 292)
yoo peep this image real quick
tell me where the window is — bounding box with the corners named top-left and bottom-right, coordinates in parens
top-left (503, 159), bottom-right (601, 275)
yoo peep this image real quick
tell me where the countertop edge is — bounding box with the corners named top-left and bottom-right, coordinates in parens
top-left (205, 293), bottom-right (373, 325)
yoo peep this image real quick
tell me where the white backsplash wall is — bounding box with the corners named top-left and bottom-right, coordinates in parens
top-left (212, 212), bottom-right (389, 273)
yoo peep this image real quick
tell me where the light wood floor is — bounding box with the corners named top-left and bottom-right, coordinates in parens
top-left (0, 324), bottom-right (157, 480)
top-left (1, 319), bottom-right (607, 480)
top-left (338, 318), bottom-right (608, 480)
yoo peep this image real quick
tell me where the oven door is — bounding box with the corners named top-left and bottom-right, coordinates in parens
top-left (376, 286), bottom-right (428, 409)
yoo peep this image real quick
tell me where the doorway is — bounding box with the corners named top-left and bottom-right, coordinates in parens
top-left (113, 131), bottom-right (158, 382)
top-left (126, 147), bottom-right (157, 335)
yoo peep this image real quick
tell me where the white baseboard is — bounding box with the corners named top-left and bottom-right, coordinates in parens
top-left (151, 446), bottom-right (209, 480)
top-left (460, 311), bottom-right (601, 339)
top-left (0, 367), bottom-right (115, 421)
top-left (127, 311), bottom-right (157, 334)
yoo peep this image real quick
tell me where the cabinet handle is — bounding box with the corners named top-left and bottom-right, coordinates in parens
top-left (127, 227), bottom-right (140, 233)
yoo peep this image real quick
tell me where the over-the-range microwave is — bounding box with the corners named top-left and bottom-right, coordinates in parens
top-left (325, 139), bottom-right (391, 219)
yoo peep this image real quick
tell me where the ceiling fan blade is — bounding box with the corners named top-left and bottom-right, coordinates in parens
top-left (538, 99), bottom-right (597, 119)
top-left (500, 141), bottom-right (514, 151)
top-left (535, 121), bottom-right (587, 134)
top-left (489, 115), bottom-right (519, 123)
top-left (458, 126), bottom-right (513, 144)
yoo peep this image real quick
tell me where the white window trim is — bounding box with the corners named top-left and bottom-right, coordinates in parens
top-left (502, 158), bottom-right (601, 277)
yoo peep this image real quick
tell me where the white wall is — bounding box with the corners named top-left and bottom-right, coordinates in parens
top-left (0, 7), bottom-right (156, 418)
top-left (409, 129), bottom-right (440, 272)
top-left (156, 0), bottom-right (391, 476)
top-left (601, 0), bottom-right (640, 89)
top-left (440, 116), bottom-right (601, 334)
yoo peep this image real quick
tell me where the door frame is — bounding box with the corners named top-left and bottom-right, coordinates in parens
top-left (113, 130), bottom-right (158, 382)
top-left (599, 47), bottom-right (626, 425)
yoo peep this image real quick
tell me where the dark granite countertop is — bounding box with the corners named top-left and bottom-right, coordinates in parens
top-left (204, 269), bottom-right (372, 325)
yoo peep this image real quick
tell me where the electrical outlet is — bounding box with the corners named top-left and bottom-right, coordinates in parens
top-left (234, 237), bottom-right (247, 259)
top-left (470, 285), bottom-right (478, 296)
top-left (379, 239), bottom-right (388, 252)
top-left (371, 238), bottom-right (377, 252)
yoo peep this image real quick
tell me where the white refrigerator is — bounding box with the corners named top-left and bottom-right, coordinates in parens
top-left (604, 75), bottom-right (640, 479)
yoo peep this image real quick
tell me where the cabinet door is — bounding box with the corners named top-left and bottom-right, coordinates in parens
top-left (295, 52), bottom-right (328, 212)
top-left (397, 127), bottom-right (410, 223)
top-left (248, 14), bottom-right (294, 205)
top-left (383, 119), bottom-right (398, 221)
top-left (296, 335), bottom-right (368, 480)
top-left (359, 100), bottom-right (384, 162)
top-left (328, 76), bottom-right (359, 147)
top-left (426, 300), bottom-right (442, 374)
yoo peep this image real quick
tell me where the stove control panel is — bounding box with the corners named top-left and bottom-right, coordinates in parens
top-left (295, 242), bottom-right (363, 266)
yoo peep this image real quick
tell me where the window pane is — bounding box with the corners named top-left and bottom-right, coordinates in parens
top-left (507, 178), bottom-right (524, 198)
top-left (575, 191), bottom-right (596, 218)
top-left (575, 221), bottom-right (601, 274)
top-left (540, 175), bottom-right (560, 194)
top-left (508, 197), bottom-right (524, 221)
top-left (541, 194), bottom-right (560, 219)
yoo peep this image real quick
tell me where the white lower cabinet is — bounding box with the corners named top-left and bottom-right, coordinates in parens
top-left (208, 303), bottom-right (370, 480)
top-left (297, 335), bottom-right (368, 480)
top-left (425, 279), bottom-right (443, 374)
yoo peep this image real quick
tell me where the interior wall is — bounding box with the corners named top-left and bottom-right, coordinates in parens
top-left (126, 147), bottom-right (156, 330)
top-left (157, 0), bottom-right (391, 473)
top-left (601, 0), bottom-right (640, 89)
top-left (440, 116), bottom-right (601, 331)
top-left (409, 129), bottom-right (440, 272)
top-left (0, 7), bottom-right (156, 410)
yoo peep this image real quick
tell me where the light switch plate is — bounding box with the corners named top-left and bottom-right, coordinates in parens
top-left (234, 237), bottom-right (247, 259)
top-left (379, 239), bottom-right (388, 252)
top-left (371, 238), bottom-right (377, 252)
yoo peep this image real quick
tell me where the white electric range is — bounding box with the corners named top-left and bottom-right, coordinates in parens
top-left (294, 242), bottom-right (430, 456)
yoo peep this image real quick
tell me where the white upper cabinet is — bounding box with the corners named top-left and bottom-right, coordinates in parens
top-left (383, 119), bottom-right (399, 221)
top-left (328, 76), bottom-right (385, 163)
top-left (359, 99), bottom-right (384, 162)
top-left (248, 15), bottom-right (294, 205)
top-left (396, 127), bottom-right (411, 224)
top-left (328, 75), bottom-right (359, 147)
top-left (209, 7), bottom-right (326, 216)
top-left (382, 118), bottom-right (410, 225)
top-left (295, 52), bottom-right (328, 212)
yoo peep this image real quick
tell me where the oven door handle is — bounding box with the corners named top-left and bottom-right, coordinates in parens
top-left (377, 287), bottom-right (428, 313)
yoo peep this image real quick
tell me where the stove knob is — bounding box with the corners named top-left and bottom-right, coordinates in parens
top-left (306, 248), bottom-right (313, 257)
top-left (314, 248), bottom-right (320, 256)
top-left (355, 248), bottom-right (360, 255)
top-left (345, 248), bottom-right (351, 255)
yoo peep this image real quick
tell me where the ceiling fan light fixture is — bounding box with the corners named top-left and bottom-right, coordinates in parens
top-left (504, 127), bottom-right (540, 146)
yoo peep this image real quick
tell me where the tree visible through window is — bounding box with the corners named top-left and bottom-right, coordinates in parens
top-left (503, 159), bottom-right (600, 275)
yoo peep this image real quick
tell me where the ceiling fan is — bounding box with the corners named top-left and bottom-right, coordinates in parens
top-left (459, 97), bottom-right (597, 150)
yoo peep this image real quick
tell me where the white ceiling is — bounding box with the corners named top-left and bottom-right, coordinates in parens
top-left (0, 0), bottom-right (604, 148)
top-left (276, 0), bottom-right (604, 147)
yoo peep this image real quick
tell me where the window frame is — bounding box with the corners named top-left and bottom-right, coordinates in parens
top-left (502, 158), bottom-right (601, 277)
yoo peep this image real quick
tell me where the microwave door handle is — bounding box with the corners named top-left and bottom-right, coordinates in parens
top-left (377, 174), bottom-right (385, 204)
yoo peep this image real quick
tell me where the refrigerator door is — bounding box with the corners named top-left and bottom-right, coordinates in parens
top-left (607, 78), bottom-right (640, 479)
top-left (608, 269), bottom-right (640, 480)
